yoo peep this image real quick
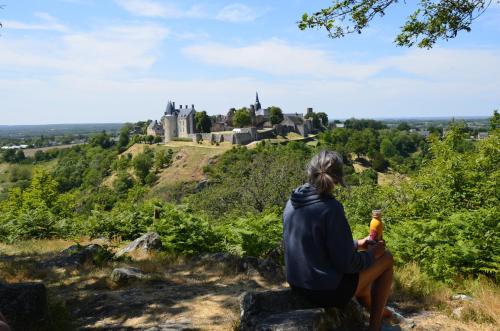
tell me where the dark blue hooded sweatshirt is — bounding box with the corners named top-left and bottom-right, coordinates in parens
top-left (283, 183), bottom-right (374, 290)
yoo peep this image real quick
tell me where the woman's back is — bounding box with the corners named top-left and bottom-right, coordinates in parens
top-left (283, 183), bottom-right (373, 290)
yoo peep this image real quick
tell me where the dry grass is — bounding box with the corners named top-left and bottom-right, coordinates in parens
top-left (392, 263), bottom-right (499, 330)
top-left (456, 277), bottom-right (500, 325)
top-left (0, 239), bottom-right (74, 256)
top-left (22, 143), bottom-right (83, 157)
top-left (392, 263), bottom-right (451, 310)
top-left (352, 162), bottom-right (407, 186)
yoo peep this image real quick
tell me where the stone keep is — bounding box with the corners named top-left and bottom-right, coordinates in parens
top-left (161, 101), bottom-right (196, 142)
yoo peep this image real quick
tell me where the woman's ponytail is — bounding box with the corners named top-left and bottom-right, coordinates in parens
top-left (307, 151), bottom-right (345, 195)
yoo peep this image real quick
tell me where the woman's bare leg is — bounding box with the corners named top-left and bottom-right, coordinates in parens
top-left (355, 251), bottom-right (394, 331)
top-left (357, 284), bottom-right (392, 319)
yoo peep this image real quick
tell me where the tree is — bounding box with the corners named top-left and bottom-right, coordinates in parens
top-left (397, 122), bottom-right (411, 131)
top-left (154, 149), bottom-right (174, 171)
top-left (305, 112), bottom-right (321, 129)
top-left (195, 111), bottom-right (212, 133)
top-left (233, 108), bottom-right (252, 128)
top-left (118, 123), bottom-right (132, 150)
top-left (317, 112), bottom-right (329, 127)
top-left (89, 131), bottom-right (113, 149)
top-left (490, 109), bottom-right (500, 131)
top-left (2, 149), bottom-right (16, 163)
top-left (269, 106), bottom-right (284, 125)
top-left (299, 1), bottom-right (495, 48)
top-left (380, 138), bottom-right (397, 158)
top-left (133, 150), bottom-right (154, 184)
top-left (113, 171), bottom-right (134, 195)
top-left (372, 152), bottom-right (389, 172)
top-left (15, 150), bottom-right (26, 162)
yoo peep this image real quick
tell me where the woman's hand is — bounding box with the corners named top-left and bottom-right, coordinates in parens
top-left (357, 236), bottom-right (376, 250)
top-left (368, 240), bottom-right (386, 259)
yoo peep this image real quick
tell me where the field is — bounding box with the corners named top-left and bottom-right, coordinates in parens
top-left (22, 143), bottom-right (84, 157)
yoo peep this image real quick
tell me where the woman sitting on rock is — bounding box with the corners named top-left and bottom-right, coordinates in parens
top-left (283, 150), bottom-right (393, 331)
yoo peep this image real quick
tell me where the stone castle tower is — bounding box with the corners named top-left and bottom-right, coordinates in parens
top-left (161, 101), bottom-right (195, 142)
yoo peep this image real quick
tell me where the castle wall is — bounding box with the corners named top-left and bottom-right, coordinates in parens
top-left (233, 133), bottom-right (253, 145)
top-left (256, 129), bottom-right (276, 140)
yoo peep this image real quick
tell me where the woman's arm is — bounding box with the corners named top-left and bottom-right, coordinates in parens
top-left (325, 204), bottom-right (375, 273)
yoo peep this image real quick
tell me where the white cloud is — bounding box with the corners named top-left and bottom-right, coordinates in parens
top-left (216, 3), bottom-right (260, 23)
top-left (183, 39), bottom-right (382, 80)
top-left (114, 0), bottom-right (204, 19)
top-left (184, 39), bottom-right (500, 85)
top-left (2, 12), bottom-right (68, 32)
top-left (0, 24), bottom-right (169, 76)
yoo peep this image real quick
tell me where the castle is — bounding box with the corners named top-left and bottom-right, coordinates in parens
top-left (147, 94), bottom-right (315, 145)
top-left (147, 101), bottom-right (196, 142)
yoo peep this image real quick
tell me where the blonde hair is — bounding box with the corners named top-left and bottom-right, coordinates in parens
top-left (307, 150), bottom-right (345, 195)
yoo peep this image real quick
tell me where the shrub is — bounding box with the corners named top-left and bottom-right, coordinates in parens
top-left (215, 210), bottom-right (282, 257)
top-left (152, 205), bottom-right (221, 255)
top-left (387, 208), bottom-right (500, 282)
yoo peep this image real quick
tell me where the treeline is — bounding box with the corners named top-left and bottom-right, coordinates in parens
top-left (319, 123), bottom-right (429, 173)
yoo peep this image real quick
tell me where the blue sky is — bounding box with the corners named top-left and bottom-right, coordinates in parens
top-left (1, 0), bottom-right (499, 124)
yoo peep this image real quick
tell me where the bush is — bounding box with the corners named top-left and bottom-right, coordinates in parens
top-left (85, 207), bottom-right (153, 240)
top-left (0, 207), bottom-right (58, 242)
top-left (387, 208), bottom-right (500, 282)
top-left (214, 210), bottom-right (282, 257)
top-left (152, 205), bottom-right (221, 255)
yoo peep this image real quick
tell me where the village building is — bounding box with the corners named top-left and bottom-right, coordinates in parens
top-left (146, 120), bottom-right (164, 137)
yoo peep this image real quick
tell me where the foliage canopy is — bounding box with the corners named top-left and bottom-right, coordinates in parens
top-left (299, 0), bottom-right (496, 48)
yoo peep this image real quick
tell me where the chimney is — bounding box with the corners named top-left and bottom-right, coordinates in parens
top-left (192, 104), bottom-right (194, 109)
top-left (173, 102), bottom-right (175, 109)
top-left (307, 107), bottom-right (313, 114)
top-left (186, 105), bottom-right (188, 109)
top-left (180, 105), bottom-right (183, 109)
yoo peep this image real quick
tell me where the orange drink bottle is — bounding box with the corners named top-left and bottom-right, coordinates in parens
top-left (369, 209), bottom-right (383, 241)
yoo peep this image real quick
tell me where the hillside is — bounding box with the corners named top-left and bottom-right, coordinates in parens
top-left (352, 162), bottom-right (407, 186)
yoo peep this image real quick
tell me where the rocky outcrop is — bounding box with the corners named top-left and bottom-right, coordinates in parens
top-left (239, 289), bottom-right (365, 331)
top-left (116, 232), bottom-right (163, 258)
top-left (195, 253), bottom-right (285, 283)
top-left (0, 282), bottom-right (48, 331)
top-left (110, 267), bottom-right (148, 285)
top-left (43, 244), bottom-right (111, 268)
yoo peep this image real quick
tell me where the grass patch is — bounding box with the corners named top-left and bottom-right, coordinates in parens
top-left (0, 239), bottom-right (74, 256)
top-left (392, 262), bottom-right (450, 309)
top-left (285, 132), bottom-right (304, 140)
top-left (455, 277), bottom-right (499, 325)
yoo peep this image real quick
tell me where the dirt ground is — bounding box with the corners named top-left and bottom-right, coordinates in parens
top-left (0, 240), bottom-right (497, 331)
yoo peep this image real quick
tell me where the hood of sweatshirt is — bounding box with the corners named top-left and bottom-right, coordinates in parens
top-left (290, 183), bottom-right (332, 208)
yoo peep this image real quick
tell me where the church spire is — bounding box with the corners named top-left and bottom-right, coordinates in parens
top-left (255, 92), bottom-right (261, 111)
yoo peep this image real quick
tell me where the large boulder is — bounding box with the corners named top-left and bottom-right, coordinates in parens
top-left (239, 289), bottom-right (365, 331)
top-left (194, 253), bottom-right (285, 283)
top-left (110, 267), bottom-right (147, 286)
top-left (43, 243), bottom-right (110, 268)
top-left (116, 232), bottom-right (163, 258)
top-left (0, 282), bottom-right (48, 331)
